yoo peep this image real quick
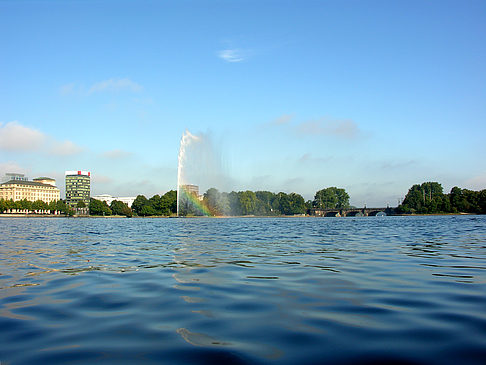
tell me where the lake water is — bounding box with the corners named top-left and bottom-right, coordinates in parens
top-left (1, 216), bottom-right (485, 364)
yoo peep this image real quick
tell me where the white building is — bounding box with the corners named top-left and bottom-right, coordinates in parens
top-left (92, 194), bottom-right (136, 208)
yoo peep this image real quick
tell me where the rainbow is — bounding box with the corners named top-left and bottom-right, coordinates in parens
top-left (178, 187), bottom-right (211, 216)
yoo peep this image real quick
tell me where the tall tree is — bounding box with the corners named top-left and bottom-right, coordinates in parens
top-left (132, 195), bottom-right (149, 215)
top-left (111, 200), bottom-right (132, 217)
top-left (314, 187), bottom-right (349, 209)
top-left (238, 191), bottom-right (257, 216)
top-left (89, 198), bottom-right (112, 216)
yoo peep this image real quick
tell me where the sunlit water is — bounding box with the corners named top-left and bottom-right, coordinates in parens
top-left (1, 216), bottom-right (485, 364)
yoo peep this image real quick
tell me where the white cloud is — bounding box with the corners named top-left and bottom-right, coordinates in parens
top-left (218, 49), bottom-right (245, 63)
top-left (0, 161), bottom-right (28, 177)
top-left (93, 174), bottom-right (113, 184)
top-left (89, 78), bottom-right (143, 93)
top-left (50, 140), bottom-right (84, 156)
top-left (464, 172), bottom-right (486, 191)
top-left (0, 121), bottom-right (46, 151)
top-left (0, 121), bottom-right (83, 156)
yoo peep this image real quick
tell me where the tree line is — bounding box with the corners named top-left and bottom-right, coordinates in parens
top-left (397, 182), bottom-right (486, 214)
top-left (0, 198), bottom-right (75, 215)
top-left (3, 182), bottom-right (483, 217)
top-left (0, 187), bottom-right (351, 217)
top-left (129, 187), bottom-right (350, 216)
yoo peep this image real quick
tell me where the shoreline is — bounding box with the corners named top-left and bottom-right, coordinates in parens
top-left (0, 212), bottom-right (480, 219)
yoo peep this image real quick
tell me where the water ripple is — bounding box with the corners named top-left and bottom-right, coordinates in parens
top-left (0, 215), bottom-right (485, 364)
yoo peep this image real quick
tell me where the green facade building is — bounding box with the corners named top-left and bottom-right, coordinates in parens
top-left (65, 170), bottom-right (91, 208)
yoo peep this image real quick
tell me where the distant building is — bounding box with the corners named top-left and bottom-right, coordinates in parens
top-left (65, 171), bottom-right (90, 208)
top-left (33, 177), bottom-right (56, 186)
top-left (92, 194), bottom-right (136, 208)
top-left (92, 194), bottom-right (114, 205)
top-left (182, 184), bottom-right (199, 196)
top-left (0, 175), bottom-right (60, 203)
top-left (3, 173), bottom-right (28, 183)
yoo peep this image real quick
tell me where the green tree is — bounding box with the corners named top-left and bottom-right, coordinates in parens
top-left (462, 189), bottom-right (479, 213)
top-left (132, 195), bottom-right (149, 216)
top-left (148, 195), bottom-right (162, 215)
top-left (305, 200), bottom-right (313, 213)
top-left (255, 191), bottom-right (277, 215)
top-left (77, 200), bottom-right (86, 208)
top-left (275, 192), bottom-right (290, 215)
top-left (449, 186), bottom-right (467, 213)
top-left (203, 188), bottom-right (222, 215)
top-left (148, 191), bottom-right (178, 216)
top-left (140, 205), bottom-right (157, 216)
top-left (4, 199), bottom-right (16, 211)
top-left (162, 190), bottom-right (177, 215)
top-left (479, 190), bottom-right (486, 214)
top-left (56, 200), bottom-right (68, 213)
top-left (110, 200), bottom-right (132, 217)
top-left (48, 200), bottom-right (57, 212)
top-left (32, 200), bottom-right (48, 211)
top-left (238, 191), bottom-right (258, 215)
top-left (399, 182), bottom-right (446, 214)
top-left (19, 199), bottom-right (32, 210)
top-left (0, 199), bottom-right (6, 213)
top-left (288, 192), bottom-right (306, 214)
top-left (203, 188), bottom-right (231, 216)
top-left (227, 191), bottom-right (241, 216)
top-left (314, 187), bottom-right (350, 209)
top-left (89, 198), bottom-right (112, 216)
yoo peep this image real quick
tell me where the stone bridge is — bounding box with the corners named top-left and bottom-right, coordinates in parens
top-left (310, 207), bottom-right (396, 217)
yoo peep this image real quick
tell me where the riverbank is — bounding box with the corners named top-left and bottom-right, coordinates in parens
top-left (1, 212), bottom-right (479, 218)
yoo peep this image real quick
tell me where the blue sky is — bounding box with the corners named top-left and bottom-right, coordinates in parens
top-left (1, 0), bottom-right (485, 206)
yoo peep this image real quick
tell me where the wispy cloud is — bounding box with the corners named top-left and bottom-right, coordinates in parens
top-left (271, 114), bottom-right (294, 126)
top-left (94, 174), bottom-right (113, 184)
top-left (89, 78), bottom-right (143, 93)
top-left (50, 140), bottom-right (84, 156)
top-left (0, 121), bottom-right (83, 156)
top-left (266, 115), bottom-right (362, 140)
top-left (102, 149), bottom-right (133, 160)
top-left (298, 153), bottom-right (332, 164)
top-left (465, 172), bottom-right (486, 190)
top-left (380, 160), bottom-right (417, 170)
top-left (0, 161), bottom-right (27, 176)
top-left (297, 119), bottom-right (360, 139)
top-left (59, 83), bottom-right (76, 95)
top-left (218, 49), bottom-right (245, 63)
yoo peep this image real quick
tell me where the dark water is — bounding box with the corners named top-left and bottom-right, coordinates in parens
top-left (1, 216), bottom-right (486, 364)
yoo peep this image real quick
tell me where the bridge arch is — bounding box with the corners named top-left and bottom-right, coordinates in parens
top-left (324, 211), bottom-right (340, 217)
top-left (368, 210), bottom-right (386, 216)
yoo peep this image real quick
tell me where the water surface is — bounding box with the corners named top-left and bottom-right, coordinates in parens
top-left (1, 216), bottom-right (485, 364)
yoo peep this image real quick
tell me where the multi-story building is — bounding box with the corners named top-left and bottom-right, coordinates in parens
top-left (65, 171), bottom-right (91, 208)
top-left (0, 175), bottom-right (60, 203)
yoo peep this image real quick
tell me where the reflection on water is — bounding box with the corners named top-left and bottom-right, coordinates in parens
top-left (0, 216), bottom-right (486, 364)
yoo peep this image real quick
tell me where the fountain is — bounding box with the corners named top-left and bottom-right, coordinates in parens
top-left (177, 131), bottom-right (199, 216)
top-left (177, 130), bottom-right (229, 216)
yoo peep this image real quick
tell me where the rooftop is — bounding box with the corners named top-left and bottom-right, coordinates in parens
top-left (33, 177), bottom-right (55, 181)
top-left (1, 180), bottom-right (59, 188)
